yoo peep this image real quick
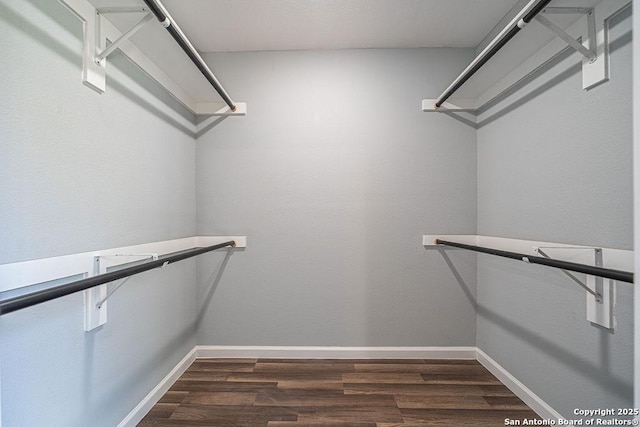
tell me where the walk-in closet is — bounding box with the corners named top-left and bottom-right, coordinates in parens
top-left (1, 0), bottom-right (638, 425)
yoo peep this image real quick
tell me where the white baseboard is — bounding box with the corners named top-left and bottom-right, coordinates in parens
top-left (120, 345), bottom-right (562, 425)
top-left (476, 348), bottom-right (563, 421)
top-left (118, 347), bottom-right (197, 427)
top-left (195, 345), bottom-right (478, 359)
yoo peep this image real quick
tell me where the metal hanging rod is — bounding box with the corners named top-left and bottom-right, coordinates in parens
top-left (435, 239), bottom-right (634, 284)
top-left (434, 0), bottom-right (554, 108)
top-left (141, 0), bottom-right (237, 111)
top-left (0, 241), bottom-right (236, 316)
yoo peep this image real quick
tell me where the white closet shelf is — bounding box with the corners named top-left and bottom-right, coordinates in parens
top-left (422, 0), bottom-right (627, 115)
top-left (0, 235), bottom-right (246, 329)
top-left (0, 235), bottom-right (247, 294)
top-left (424, 234), bottom-right (634, 330)
top-left (59, 0), bottom-right (246, 116)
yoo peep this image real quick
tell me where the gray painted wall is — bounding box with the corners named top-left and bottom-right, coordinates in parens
top-left (195, 48), bottom-right (479, 346)
top-left (476, 6), bottom-right (633, 417)
top-left (0, 0), bottom-right (198, 425)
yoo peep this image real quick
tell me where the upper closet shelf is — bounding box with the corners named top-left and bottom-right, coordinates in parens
top-left (59, 0), bottom-right (246, 116)
top-left (423, 0), bottom-right (623, 114)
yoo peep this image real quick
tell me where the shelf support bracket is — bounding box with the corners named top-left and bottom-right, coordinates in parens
top-left (84, 252), bottom-right (158, 331)
top-left (534, 14), bottom-right (596, 63)
top-left (537, 6), bottom-right (608, 89)
top-left (95, 12), bottom-right (154, 62)
top-left (535, 248), bottom-right (601, 301)
top-left (59, 0), bottom-right (154, 94)
top-left (534, 246), bottom-right (615, 330)
top-left (84, 256), bottom-right (108, 331)
top-left (586, 248), bottom-right (615, 330)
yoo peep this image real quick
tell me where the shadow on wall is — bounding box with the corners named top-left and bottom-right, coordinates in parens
top-left (438, 251), bottom-right (478, 310)
top-left (196, 115), bottom-right (229, 138)
top-left (2, 0), bottom-right (197, 136)
top-left (442, 111), bottom-right (479, 129)
top-left (477, 303), bottom-right (632, 400)
top-left (194, 248), bottom-right (238, 328)
top-left (77, 309), bottom-right (195, 425)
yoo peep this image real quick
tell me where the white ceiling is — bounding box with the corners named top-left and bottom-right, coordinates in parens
top-left (159, 0), bottom-right (522, 53)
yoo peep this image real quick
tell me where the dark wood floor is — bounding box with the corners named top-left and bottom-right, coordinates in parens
top-left (139, 358), bottom-right (540, 426)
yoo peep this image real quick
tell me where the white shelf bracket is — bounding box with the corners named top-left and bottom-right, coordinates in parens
top-left (83, 252), bottom-right (160, 331)
top-left (534, 14), bottom-right (596, 63)
top-left (534, 246), bottom-right (615, 330)
top-left (59, 1), bottom-right (153, 94)
top-left (537, 6), bottom-right (608, 89)
top-left (84, 256), bottom-right (107, 331)
top-left (95, 12), bottom-right (154, 62)
top-left (58, 0), bottom-right (106, 93)
top-left (586, 249), bottom-right (615, 330)
top-left (534, 248), bottom-right (601, 301)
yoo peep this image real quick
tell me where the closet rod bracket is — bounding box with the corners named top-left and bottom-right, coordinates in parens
top-left (84, 252), bottom-right (158, 331)
top-left (538, 4), bottom-right (610, 90)
top-left (535, 11), bottom-right (596, 63)
top-left (533, 246), bottom-right (614, 330)
top-left (534, 247), bottom-right (601, 301)
top-left (95, 12), bottom-right (155, 63)
top-left (59, 0), bottom-right (157, 93)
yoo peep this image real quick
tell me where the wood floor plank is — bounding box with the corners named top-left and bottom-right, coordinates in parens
top-left (269, 422), bottom-right (377, 427)
top-left (255, 362), bottom-right (355, 373)
top-left (157, 391), bottom-right (189, 404)
top-left (483, 395), bottom-right (533, 409)
top-left (377, 424), bottom-right (453, 427)
top-left (258, 359), bottom-right (424, 364)
top-left (344, 383), bottom-right (513, 396)
top-left (170, 380), bottom-right (277, 392)
top-left (255, 389), bottom-right (397, 408)
top-left (170, 404), bottom-right (297, 423)
top-left (479, 384), bottom-right (520, 396)
top-left (394, 395), bottom-right (493, 410)
top-left (146, 421), bottom-right (268, 427)
top-left (229, 372), bottom-right (343, 382)
top-left (297, 407), bottom-right (404, 424)
top-left (189, 361), bottom-right (256, 372)
top-left (354, 363), bottom-right (491, 374)
top-left (421, 359), bottom-right (479, 365)
top-left (342, 373), bottom-right (425, 384)
top-left (140, 403), bottom-right (180, 420)
top-left (178, 371), bottom-right (230, 381)
top-left (420, 372), bottom-right (503, 385)
top-left (149, 420), bottom-right (269, 427)
top-left (400, 408), bottom-right (540, 426)
top-left (377, 424), bottom-right (441, 427)
top-left (180, 392), bottom-right (258, 406)
top-left (277, 380), bottom-right (344, 391)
